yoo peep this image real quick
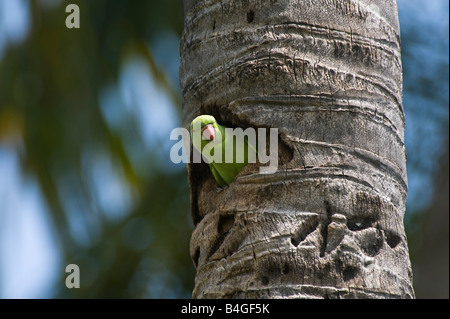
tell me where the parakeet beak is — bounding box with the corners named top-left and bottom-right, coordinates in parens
top-left (202, 124), bottom-right (215, 141)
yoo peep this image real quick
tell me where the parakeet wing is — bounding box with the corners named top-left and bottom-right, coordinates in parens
top-left (209, 163), bottom-right (227, 188)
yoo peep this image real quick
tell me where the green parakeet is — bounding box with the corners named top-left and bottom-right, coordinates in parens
top-left (190, 115), bottom-right (257, 188)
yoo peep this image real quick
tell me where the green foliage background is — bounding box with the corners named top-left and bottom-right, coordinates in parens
top-left (1, 0), bottom-right (194, 298)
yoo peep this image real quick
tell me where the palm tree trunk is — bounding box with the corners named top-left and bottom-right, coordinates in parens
top-left (180, 0), bottom-right (414, 298)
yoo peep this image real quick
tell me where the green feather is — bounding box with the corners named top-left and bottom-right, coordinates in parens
top-left (190, 115), bottom-right (257, 187)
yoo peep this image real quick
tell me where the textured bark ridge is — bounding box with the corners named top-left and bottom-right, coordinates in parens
top-left (180, 0), bottom-right (414, 298)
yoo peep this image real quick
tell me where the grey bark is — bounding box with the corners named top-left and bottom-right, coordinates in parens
top-left (180, 0), bottom-right (414, 298)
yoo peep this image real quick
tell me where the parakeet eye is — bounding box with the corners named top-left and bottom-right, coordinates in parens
top-left (201, 124), bottom-right (215, 141)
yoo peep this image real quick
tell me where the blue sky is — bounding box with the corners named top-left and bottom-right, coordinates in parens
top-left (0, 148), bottom-right (60, 298)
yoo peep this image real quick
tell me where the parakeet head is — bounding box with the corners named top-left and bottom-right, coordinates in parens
top-left (190, 115), bottom-right (221, 153)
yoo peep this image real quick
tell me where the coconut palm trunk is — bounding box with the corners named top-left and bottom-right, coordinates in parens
top-left (180, 0), bottom-right (414, 298)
